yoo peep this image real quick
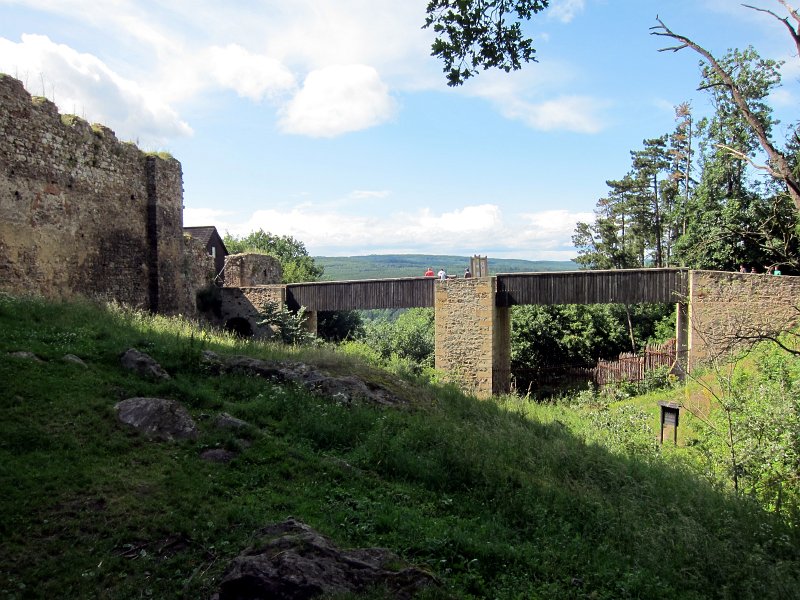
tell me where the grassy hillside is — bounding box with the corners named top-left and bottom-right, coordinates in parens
top-left (1, 294), bottom-right (798, 599)
top-left (315, 254), bottom-right (577, 281)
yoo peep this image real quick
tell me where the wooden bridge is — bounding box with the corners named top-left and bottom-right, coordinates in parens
top-left (285, 268), bottom-right (689, 311)
top-left (223, 268), bottom-right (799, 397)
top-left (280, 269), bottom-right (692, 397)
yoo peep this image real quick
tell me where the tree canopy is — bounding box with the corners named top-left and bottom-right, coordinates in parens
top-left (223, 229), bottom-right (324, 284)
top-left (576, 2), bottom-right (800, 274)
top-left (424, 0), bottom-right (549, 86)
top-left (652, 1), bottom-right (800, 212)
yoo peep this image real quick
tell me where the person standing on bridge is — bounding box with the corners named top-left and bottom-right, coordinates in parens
top-left (438, 268), bottom-right (447, 280)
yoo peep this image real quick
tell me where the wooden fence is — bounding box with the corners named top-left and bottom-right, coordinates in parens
top-left (593, 339), bottom-right (677, 387)
top-left (511, 339), bottom-right (677, 395)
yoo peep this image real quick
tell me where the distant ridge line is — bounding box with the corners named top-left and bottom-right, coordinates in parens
top-left (314, 254), bottom-right (577, 281)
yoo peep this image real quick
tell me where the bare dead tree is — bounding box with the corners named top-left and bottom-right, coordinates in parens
top-left (651, 2), bottom-right (800, 213)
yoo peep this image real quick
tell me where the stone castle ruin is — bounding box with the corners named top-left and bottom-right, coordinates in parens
top-left (3, 72), bottom-right (800, 398)
top-left (0, 73), bottom-right (223, 314)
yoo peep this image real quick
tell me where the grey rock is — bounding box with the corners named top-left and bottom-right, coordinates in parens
top-left (62, 354), bottom-right (88, 368)
top-left (213, 412), bottom-right (250, 431)
top-left (120, 348), bottom-right (170, 380)
top-left (200, 448), bottom-right (237, 463)
top-left (216, 518), bottom-right (437, 600)
top-left (201, 351), bottom-right (406, 407)
top-left (115, 397), bottom-right (197, 441)
top-left (8, 351), bottom-right (44, 362)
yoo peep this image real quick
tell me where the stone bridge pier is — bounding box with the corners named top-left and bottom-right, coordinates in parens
top-left (434, 278), bottom-right (510, 397)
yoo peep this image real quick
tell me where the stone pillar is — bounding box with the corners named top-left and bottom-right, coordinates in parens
top-left (145, 155), bottom-right (184, 314)
top-left (434, 277), bottom-right (510, 397)
top-left (223, 253), bottom-right (283, 287)
top-left (303, 310), bottom-right (318, 336)
top-left (218, 285), bottom-right (287, 339)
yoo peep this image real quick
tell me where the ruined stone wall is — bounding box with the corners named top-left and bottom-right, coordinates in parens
top-left (219, 285), bottom-right (287, 338)
top-left (0, 74), bottom-right (189, 314)
top-left (182, 234), bottom-right (216, 315)
top-left (434, 277), bottom-right (510, 397)
top-left (223, 253), bottom-right (283, 287)
top-left (688, 270), bottom-right (800, 367)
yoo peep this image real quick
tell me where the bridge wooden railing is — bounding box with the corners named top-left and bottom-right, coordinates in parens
top-left (284, 268), bottom-right (690, 312)
top-left (287, 276), bottom-right (435, 312)
top-left (496, 268), bottom-right (689, 306)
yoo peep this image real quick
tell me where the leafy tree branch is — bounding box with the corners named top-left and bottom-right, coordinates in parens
top-left (651, 4), bottom-right (800, 212)
top-left (424, 0), bottom-right (549, 86)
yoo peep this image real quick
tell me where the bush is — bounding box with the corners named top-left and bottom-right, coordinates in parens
top-left (258, 300), bottom-right (316, 345)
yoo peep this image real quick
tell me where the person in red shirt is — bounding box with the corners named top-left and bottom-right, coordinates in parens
top-left (424, 267), bottom-right (434, 277)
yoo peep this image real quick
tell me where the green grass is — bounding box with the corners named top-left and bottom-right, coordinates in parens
top-left (1, 294), bottom-right (798, 599)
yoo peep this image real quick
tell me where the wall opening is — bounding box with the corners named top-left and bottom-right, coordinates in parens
top-left (225, 317), bottom-right (253, 337)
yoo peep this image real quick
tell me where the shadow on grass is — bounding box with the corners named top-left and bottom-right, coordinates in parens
top-left (0, 294), bottom-right (798, 599)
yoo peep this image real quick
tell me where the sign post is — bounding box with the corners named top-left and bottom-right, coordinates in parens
top-left (658, 401), bottom-right (680, 445)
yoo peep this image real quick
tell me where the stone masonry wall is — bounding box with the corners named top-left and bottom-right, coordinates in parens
top-left (219, 285), bottom-right (287, 338)
top-left (182, 234), bottom-right (216, 315)
top-left (434, 277), bottom-right (510, 397)
top-left (688, 270), bottom-right (800, 367)
top-left (0, 74), bottom-right (190, 314)
top-left (223, 253), bottom-right (283, 287)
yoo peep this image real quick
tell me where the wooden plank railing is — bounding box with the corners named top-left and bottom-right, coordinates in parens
top-left (496, 268), bottom-right (688, 306)
top-left (287, 276), bottom-right (435, 311)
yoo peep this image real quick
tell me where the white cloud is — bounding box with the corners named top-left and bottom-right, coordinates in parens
top-left (278, 65), bottom-right (397, 137)
top-left (0, 34), bottom-right (191, 145)
top-left (501, 95), bottom-right (608, 133)
top-left (769, 88), bottom-right (795, 108)
top-left (547, 0), bottom-right (586, 24)
top-left (350, 190), bottom-right (391, 199)
top-left (517, 209), bottom-right (593, 241)
top-left (183, 207), bottom-right (238, 227)
top-left (422, 204), bottom-right (502, 233)
top-left (187, 202), bottom-right (587, 259)
top-left (204, 44), bottom-right (297, 102)
top-left (464, 64), bottom-right (609, 133)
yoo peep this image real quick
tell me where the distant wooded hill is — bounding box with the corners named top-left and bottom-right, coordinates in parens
top-left (314, 254), bottom-right (577, 281)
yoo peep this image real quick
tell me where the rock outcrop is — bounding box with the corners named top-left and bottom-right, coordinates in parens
top-left (114, 397), bottom-right (198, 441)
top-left (201, 351), bottom-right (406, 407)
top-left (120, 348), bottom-right (171, 380)
top-left (215, 518), bottom-right (437, 599)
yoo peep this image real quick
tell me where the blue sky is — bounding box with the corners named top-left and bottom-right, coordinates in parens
top-left (1, 0), bottom-right (797, 259)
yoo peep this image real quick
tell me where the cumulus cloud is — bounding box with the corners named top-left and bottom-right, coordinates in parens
top-left (350, 190), bottom-right (391, 199)
top-left (547, 0), bottom-right (586, 23)
top-left (0, 34), bottom-right (191, 144)
top-left (517, 209), bottom-right (593, 240)
top-left (183, 207), bottom-right (239, 227)
top-left (188, 202), bottom-right (587, 259)
top-left (204, 44), bottom-right (296, 101)
top-left (769, 88), bottom-right (795, 108)
top-left (278, 65), bottom-right (397, 137)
